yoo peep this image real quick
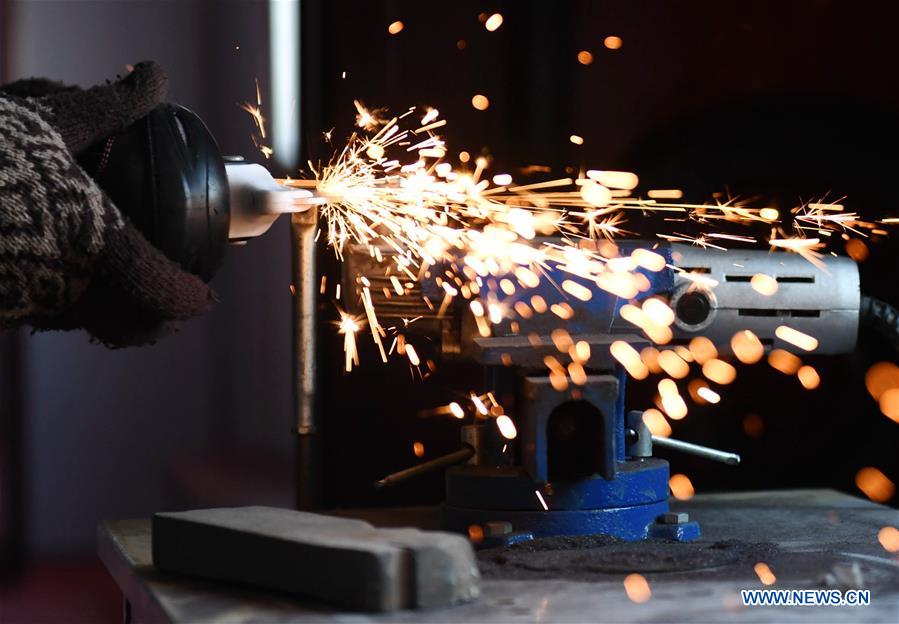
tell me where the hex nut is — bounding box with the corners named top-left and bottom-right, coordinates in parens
top-left (658, 512), bottom-right (689, 525)
top-left (484, 521), bottom-right (513, 536)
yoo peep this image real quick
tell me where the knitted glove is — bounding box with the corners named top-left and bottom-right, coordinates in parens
top-left (0, 62), bottom-right (213, 347)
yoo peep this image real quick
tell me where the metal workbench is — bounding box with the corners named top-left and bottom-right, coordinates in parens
top-left (98, 490), bottom-right (899, 623)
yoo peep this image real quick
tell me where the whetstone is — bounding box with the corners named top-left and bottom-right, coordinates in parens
top-left (151, 506), bottom-right (480, 612)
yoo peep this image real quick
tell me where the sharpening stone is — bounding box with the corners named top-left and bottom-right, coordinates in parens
top-left (151, 506), bottom-right (480, 612)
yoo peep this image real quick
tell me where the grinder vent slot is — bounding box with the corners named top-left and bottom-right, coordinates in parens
top-left (725, 274), bottom-right (815, 283)
top-left (737, 309), bottom-right (821, 318)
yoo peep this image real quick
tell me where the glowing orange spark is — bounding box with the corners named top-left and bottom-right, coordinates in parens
top-left (669, 473), bottom-right (695, 500)
top-left (775, 326), bottom-right (819, 352)
top-left (754, 562), bottom-right (776, 586)
top-left (750, 273), bottom-right (778, 296)
top-left (731, 330), bottom-right (764, 364)
top-left (484, 13), bottom-right (503, 31)
top-left (496, 415), bottom-right (517, 439)
top-left (855, 467), bottom-right (895, 503)
top-left (471, 94), bottom-right (490, 110)
top-left (642, 408), bottom-right (672, 437)
top-left (623, 574), bottom-right (651, 603)
top-left (878, 526), bottom-right (899, 553)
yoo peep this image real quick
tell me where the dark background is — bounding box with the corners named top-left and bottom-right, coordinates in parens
top-left (0, 0), bottom-right (897, 598)
top-left (303, 0), bottom-right (899, 510)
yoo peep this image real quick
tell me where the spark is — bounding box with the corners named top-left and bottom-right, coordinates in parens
top-left (574, 340), bottom-right (591, 362)
top-left (696, 385), bottom-right (721, 404)
top-left (484, 13), bottom-right (503, 32)
top-left (405, 344), bottom-right (421, 367)
top-left (240, 79), bottom-right (267, 138)
top-left (707, 232), bottom-right (757, 243)
top-left (775, 325), bottom-right (819, 351)
top-left (878, 388), bottom-right (899, 424)
top-left (496, 415), bottom-right (517, 439)
top-left (845, 238), bottom-right (869, 262)
top-left (744, 414), bottom-right (764, 438)
top-left (879, 526), bottom-right (899, 553)
top-left (562, 279), bottom-right (593, 301)
top-left (471, 94), bottom-right (490, 110)
top-left (631, 248), bottom-right (667, 271)
top-left (471, 393), bottom-right (489, 416)
top-left (611, 341), bottom-right (649, 380)
top-left (251, 135), bottom-right (273, 159)
top-left (754, 563), bottom-right (777, 586)
top-left (865, 362), bottom-right (899, 402)
top-left (551, 329), bottom-right (573, 353)
top-left (797, 365), bottom-right (820, 390)
top-left (659, 232), bottom-right (727, 251)
top-left (338, 312), bottom-right (362, 372)
top-left (750, 273), bottom-right (778, 296)
top-left (658, 378), bottom-right (688, 419)
top-left (623, 574), bottom-right (651, 603)
top-left (658, 350), bottom-right (690, 379)
top-left (769, 235), bottom-right (826, 269)
top-left (855, 467), bottom-right (895, 503)
top-left (702, 359), bottom-right (737, 385)
top-left (640, 346), bottom-right (663, 374)
top-left (669, 473), bottom-right (695, 500)
top-left (577, 51), bottom-right (593, 65)
top-left (587, 170), bottom-right (639, 190)
top-left (768, 349), bottom-right (802, 375)
top-left (241, 79), bottom-right (272, 158)
top-left (620, 304), bottom-right (673, 344)
top-left (793, 199), bottom-right (873, 238)
top-left (353, 100), bottom-right (386, 130)
top-left (604, 35), bottom-right (623, 50)
top-left (648, 189), bottom-right (683, 199)
top-left (643, 298), bottom-right (675, 326)
top-left (641, 408), bottom-right (672, 437)
top-left (688, 336), bottom-right (718, 364)
top-left (579, 180), bottom-right (612, 207)
top-left (731, 330), bottom-right (764, 364)
top-left (535, 489), bottom-right (549, 511)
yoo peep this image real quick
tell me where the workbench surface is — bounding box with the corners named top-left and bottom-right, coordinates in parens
top-left (99, 490), bottom-right (899, 623)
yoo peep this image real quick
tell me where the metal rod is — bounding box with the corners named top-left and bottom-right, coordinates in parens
top-left (651, 435), bottom-right (741, 465)
top-left (292, 208), bottom-right (320, 509)
top-left (375, 447), bottom-right (475, 489)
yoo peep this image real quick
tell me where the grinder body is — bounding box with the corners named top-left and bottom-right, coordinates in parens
top-left (78, 103), bottom-right (321, 282)
top-left (78, 103), bottom-right (231, 281)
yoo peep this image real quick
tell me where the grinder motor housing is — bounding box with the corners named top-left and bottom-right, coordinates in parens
top-left (78, 103), bottom-right (322, 282)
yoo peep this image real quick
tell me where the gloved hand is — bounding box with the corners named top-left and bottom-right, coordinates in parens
top-left (0, 62), bottom-right (214, 347)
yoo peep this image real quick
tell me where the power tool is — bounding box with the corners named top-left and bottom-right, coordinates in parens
top-left (77, 102), bottom-right (323, 281)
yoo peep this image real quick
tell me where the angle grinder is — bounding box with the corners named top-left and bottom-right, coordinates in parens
top-left (77, 103), bottom-right (324, 281)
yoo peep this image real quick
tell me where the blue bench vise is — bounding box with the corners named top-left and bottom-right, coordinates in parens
top-left (363, 240), bottom-right (859, 546)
